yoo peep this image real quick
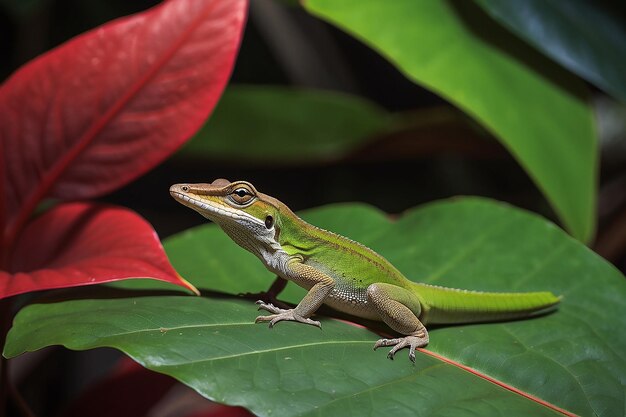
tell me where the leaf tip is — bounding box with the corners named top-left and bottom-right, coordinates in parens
top-left (177, 273), bottom-right (200, 296)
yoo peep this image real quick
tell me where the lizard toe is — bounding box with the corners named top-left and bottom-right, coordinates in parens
top-left (255, 309), bottom-right (321, 328)
top-left (374, 335), bottom-right (428, 362)
top-left (255, 300), bottom-right (288, 314)
top-left (373, 338), bottom-right (403, 350)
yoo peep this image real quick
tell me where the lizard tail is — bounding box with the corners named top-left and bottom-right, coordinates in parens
top-left (412, 282), bottom-right (561, 325)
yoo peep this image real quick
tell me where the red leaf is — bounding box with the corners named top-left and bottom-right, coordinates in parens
top-left (1, 202), bottom-right (197, 298)
top-left (60, 357), bottom-right (177, 417)
top-left (0, 0), bottom-right (247, 257)
top-left (184, 405), bottom-right (255, 417)
top-left (61, 357), bottom-right (254, 417)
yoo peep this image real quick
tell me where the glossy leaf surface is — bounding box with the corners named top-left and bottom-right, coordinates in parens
top-left (304, 0), bottom-right (597, 242)
top-left (0, 202), bottom-right (197, 298)
top-left (178, 85), bottom-right (392, 163)
top-left (0, 0), bottom-right (246, 253)
top-left (6, 199), bottom-right (625, 416)
top-left (475, 0), bottom-right (626, 102)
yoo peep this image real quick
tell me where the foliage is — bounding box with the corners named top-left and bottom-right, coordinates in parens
top-left (304, 0), bottom-right (597, 243)
top-left (475, 0), bottom-right (626, 102)
top-left (179, 85), bottom-right (394, 163)
top-left (6, 200), bottom-right (626, 417)
top-left (0, 0), bottom-right (246, 298)
top-left (1, 0), bottom-right (624, 416)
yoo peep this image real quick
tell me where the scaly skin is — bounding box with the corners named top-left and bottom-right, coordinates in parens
top-left (170, 179), bottom-right (560, 362)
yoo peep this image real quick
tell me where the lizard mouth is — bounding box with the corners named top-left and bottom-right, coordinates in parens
top-left (170, 191), bottom-right (262, 225)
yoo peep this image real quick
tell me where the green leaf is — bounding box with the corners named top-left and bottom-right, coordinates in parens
top-left (475, 0), bottom-right (626, 102)
top-left (178, 85), bottom-right (393, 163)
top-left (5, 199), bottom-right (625, 416)
top-left (304, 0), bottom-right (597, 243)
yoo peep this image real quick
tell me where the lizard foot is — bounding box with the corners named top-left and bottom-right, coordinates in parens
top-left (373, 333), bottom-right (429, 363)
top-left (255, 305), bottom-right (321, 329)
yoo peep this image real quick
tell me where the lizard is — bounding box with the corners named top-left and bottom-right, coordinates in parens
top-left (170, 179), bottom-right (560, 362)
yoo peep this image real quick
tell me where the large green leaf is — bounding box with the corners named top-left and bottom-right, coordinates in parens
top-left (177, 85), bottom-right (393, 163)
top-left (475, 0), bottom-right (626, 102)
top-left (5, 199), bottom-right (626, 416)
top-left (304, 0), bottom-right (597, 243)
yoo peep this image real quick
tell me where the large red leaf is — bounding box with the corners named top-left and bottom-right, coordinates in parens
top-left (0, 0), bottom-right (247, 259)
top-left (1, 202), bottom-right (197, 298)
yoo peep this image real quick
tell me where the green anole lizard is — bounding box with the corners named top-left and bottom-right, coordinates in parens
top-left (170, 179), bottom-right (560, 362)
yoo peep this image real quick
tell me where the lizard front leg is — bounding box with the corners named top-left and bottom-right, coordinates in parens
top-left (255, 258), bottom-right (335, 328)
top-left (367, 283), bottom-right (429, 362)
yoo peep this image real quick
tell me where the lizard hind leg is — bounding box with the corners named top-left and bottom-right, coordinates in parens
top-left (367, 283), bottom-right (429, 363)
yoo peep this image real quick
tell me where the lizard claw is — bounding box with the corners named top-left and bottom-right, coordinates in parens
top-left (373, 334), bottom-right (428, 363)
top-left (255, 300), bottom-right (289, 314)
top-left (255, 308), bottom-right (321, 329)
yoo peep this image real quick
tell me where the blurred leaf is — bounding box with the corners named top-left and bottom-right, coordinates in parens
top-left (304, 0), bottom-right (597, 243)
top-left (60, 357), bottom-right (176, 417)
top-left (178, 85), bottom-right (393, 163)
top-left (184, 405), bottom-right (254, 417)
top-left (475, 0), bottom-right (626, 102)
top-left (6, 199), bottom-right (626, 417)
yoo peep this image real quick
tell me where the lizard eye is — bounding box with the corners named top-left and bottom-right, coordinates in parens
top-left (230, 187), bottom-right (254, 205)
top-left (265, 215), bottom-right (274, 229)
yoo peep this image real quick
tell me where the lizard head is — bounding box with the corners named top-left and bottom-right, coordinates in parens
top-left (169, 179), bottom-right (282, 255)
